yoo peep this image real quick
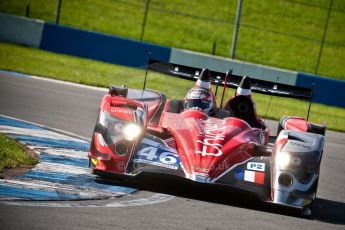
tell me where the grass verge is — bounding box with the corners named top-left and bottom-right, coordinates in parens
top-left (0, 133), bottom-right (38, 172)
top-left (0, 42), bottom-right (344, 132)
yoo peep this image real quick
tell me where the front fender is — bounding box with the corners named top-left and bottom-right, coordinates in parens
top-left (271, 130), bottom-right (324, 209)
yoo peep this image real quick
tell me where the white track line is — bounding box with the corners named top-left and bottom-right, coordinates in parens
top-left (0, 70), bottom-right (108, 93)
top-left (0, 114), bottom-right (90, 142)
top-left (0, 179), bottom-right (125, 197)
top-left (42, 148), bottom-right (88, 159)
top-left (0, 193), bottom-right (174, 208)
top-left (105, 193), bottom-right (174, 207)
top-left (0, 125), bottom-right (88, 143)
top-left (34, 162), bottom-right (90, 175)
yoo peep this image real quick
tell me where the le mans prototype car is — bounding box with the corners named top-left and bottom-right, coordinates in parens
top-left (89, 59), bottom-right (326, 216)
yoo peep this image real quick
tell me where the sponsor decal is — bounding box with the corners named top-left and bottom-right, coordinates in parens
top-left (235, 169), bottom-right (265, 185)
top-left (290, 142), bottom-right (312, 150)
top-left (195, 119), bottom-right (225, 157)
top-left (195, 167), bottom-right (209, 173)
top-left (194, 172), bottom-right (209, 178)
top-left (110, 108), bottom-right (132, 115)
top-left (133, 138), bottom-right (180, 170)
top-left (247, 162), bottom-right (265, 172)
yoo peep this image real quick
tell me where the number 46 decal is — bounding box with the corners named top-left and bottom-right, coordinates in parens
top-left (137, 146), bottom-right (178, 165)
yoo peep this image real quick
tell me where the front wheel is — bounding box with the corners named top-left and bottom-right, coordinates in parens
top-left (301, 201), bottom-right (313, 217)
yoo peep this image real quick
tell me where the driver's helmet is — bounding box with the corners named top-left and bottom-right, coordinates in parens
top-left (184, 87), bottom-right (214, 115)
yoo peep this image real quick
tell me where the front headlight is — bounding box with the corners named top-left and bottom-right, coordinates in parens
top-left (97, 111), bottom-right (142, 144)
top-left (276, 153), bottom-right (302, 169)
top-left (122, 123), bottom-right (141, 141)
top-left (291, 156), bottom-right (302, 167)
top-left (276, 153), bottom-right (290, 168)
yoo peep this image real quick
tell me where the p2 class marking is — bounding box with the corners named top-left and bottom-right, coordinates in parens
top-left (246, 162), bottom-right (265, 172)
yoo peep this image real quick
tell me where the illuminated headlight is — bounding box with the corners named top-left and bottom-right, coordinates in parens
top-left (122, 123), bottom-right (141, 141)
top-left (276, 153), bottom-right (290, 168)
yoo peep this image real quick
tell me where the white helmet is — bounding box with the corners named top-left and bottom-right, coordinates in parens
top-left (184, 87), bottom-right (215, 115)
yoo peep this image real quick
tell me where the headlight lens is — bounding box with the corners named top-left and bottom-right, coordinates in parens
top-left (276, 153), bottom-right (290, 168)
top-left (122, 123), bottom-right (141, 141)
top-left (97, 111), bottom-right (142, 143)
top-left (276, 153), bottom-right (302, 169)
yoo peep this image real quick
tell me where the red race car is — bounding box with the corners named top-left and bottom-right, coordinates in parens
top-left (89, 59), bottom-right (325, 216)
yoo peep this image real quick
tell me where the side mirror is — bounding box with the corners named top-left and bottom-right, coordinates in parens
top-left (94, 123), bottom-right (107, 135)
top-left (109, 85), bottom-right (128, 97)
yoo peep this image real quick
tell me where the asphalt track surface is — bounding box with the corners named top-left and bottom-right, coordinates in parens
top-left (0, 72), bottom-right (344, 230)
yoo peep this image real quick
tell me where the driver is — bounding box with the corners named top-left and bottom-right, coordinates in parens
top-left (184, 68), bottom-right (216, 116)
top-left (225, 75), bottom-right (265, 128)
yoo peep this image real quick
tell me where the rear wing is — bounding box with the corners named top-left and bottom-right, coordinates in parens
top-left (147, 59), bottom-right (313, 100)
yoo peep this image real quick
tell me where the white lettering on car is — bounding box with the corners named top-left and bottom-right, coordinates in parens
top-left (195, 119), bottom-right (225, 157)
top-left (110, 108), bottom-right (132, 114)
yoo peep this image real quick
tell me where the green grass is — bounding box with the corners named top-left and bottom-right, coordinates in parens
top-left (0, 133), bottom-right (38, 171)
top-left (1, 42), bottom-right (344, 132)
top-left (0, 0), bottom-right (344, 80)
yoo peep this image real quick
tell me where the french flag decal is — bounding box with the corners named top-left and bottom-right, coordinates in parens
top-left (235, 170), bottom-right (265, 185)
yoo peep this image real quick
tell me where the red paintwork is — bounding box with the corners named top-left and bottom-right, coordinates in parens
top-left (161, 110), bottom-right (267, 179)
top-left (284, 117), bottom-right (308, 132)
top-left (90, 134), bottom-right (133, 173)
top-left (146, 99), bottom-right (160, 122)
top-left (90, 95), bottom-right (146, 174)
top-left (89, 91), bottom-right (269, 180)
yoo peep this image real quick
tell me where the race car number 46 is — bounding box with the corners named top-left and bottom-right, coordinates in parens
top-left (137, 146), bottom-right (177, 164)
top-left (134, 143), bottom-right (180, 170)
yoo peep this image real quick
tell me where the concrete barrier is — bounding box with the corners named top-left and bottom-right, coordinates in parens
top-left (169, 48), bottom-right (298, 86)
top-left (39, 23), bottom-right (171, 68)
top-left (169, 48), bottom-right (345, 107)
top-left (0, 13), bottom-right (44, 48)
